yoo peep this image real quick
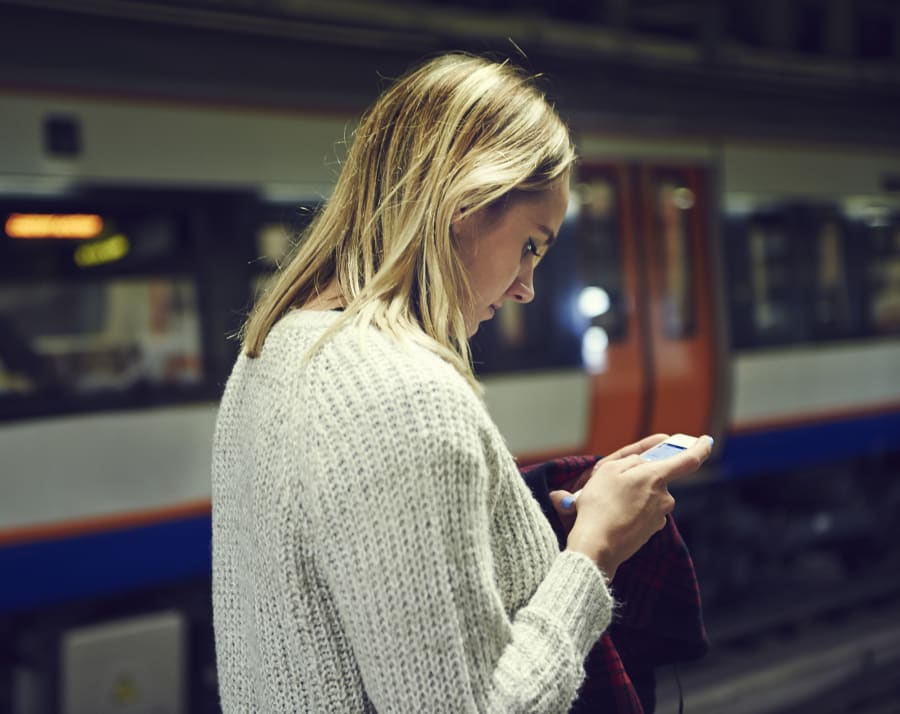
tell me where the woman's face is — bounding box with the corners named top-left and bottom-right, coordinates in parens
top-left (453, 180), bottom-right (570, 337)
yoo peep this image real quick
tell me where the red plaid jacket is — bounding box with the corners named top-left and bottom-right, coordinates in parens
top-left (520, 456), bottom-right (708, 714)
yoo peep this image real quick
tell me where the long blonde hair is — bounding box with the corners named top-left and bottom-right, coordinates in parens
top-left (241, 52), bottom-right (575, 388)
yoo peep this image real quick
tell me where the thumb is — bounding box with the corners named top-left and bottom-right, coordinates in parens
top-left (549, 489), bottom-right (578, 516)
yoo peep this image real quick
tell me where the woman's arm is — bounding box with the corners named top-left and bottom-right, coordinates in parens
top-left (312, 380), bottom-right (612, 713)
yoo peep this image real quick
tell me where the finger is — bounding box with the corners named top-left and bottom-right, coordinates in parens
top-left (550, 489), bottom-right (579, 514)
top-left (605, 433), bottom-right (669, 461)
top-left (615, 453), bottom-right (648, 473)
top-left (657, 435), bottom-right (715, 484)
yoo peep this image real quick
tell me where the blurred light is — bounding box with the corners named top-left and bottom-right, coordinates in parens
top-left (74, 234), bottom-right (130, 267)
top-left (812, 512), bottom-right (833, 535)
top-left (576, 180), bottom-right (614, 219)
top-left (843, 197), bottom-right (893, 227)
top-left (864, 213), bottom-right (891, 228)
top-left (724, 193), bottom-right (758, 217)
top-left (257, 223), bottom-right (292, 265)
top-left (6, 213), bottom-right (103, 239)
top-left (577, 286), bottom-right (611, 318)
top-left (565, 189), bottom-right (582, 219)
top-left (672, 187), bottom-right (695, 210)
top-left (581, 326), bottom-right (609, 374)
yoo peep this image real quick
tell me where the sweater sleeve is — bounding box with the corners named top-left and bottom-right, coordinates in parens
top-left (312, 372), bottom-right (613, 713)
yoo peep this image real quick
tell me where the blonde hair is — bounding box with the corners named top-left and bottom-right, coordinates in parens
top-left (241, 52), bottom-right (575, 388)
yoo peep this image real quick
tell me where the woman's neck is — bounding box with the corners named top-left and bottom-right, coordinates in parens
top-left (302, 279), bottom-right (346, 311)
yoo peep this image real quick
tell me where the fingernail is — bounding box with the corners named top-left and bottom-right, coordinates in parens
top-left (704, 435), bottom-right (715, 447)
top-left (561, 495), bottom-right (575, 509)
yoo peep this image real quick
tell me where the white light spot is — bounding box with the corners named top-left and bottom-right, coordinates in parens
top-left (577, 286), bottom-right (611, 319)
top-left (581, 326), bottom-right (609, 374)
top-left (672, 187), bottom-right (695, 210)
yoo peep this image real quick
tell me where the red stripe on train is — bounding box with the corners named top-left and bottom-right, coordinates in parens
top-left (0, 498), bottom-right (212, 547)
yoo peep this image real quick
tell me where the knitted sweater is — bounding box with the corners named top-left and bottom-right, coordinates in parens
top-left (211, 310), bottom-right (614, 713)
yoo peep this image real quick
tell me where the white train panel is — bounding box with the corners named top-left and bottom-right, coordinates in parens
top-left (482, 369), bottom-right (591, 458)
top-left (730, 340), bottom-right (900, 428)
top-left (0, 405), bottom-right (215, 531)
top-left (0, 94), bottom-right (351, 197)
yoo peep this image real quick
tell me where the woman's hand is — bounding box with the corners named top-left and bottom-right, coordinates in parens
top-left (548, 434), bottom-right (670, 533)
top-left (558, 435), bottom-right (713, 580)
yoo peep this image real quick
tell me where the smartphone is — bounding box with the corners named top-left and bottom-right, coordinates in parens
top-left (568, 433), bottom-right (709, 506)
top-left (640, 433), bottom-right (700, 462)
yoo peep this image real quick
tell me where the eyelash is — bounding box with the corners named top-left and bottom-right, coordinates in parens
top-left (524, 238), bottom-right (543, 260)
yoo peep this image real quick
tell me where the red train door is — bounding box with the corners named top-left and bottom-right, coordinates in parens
top-left (637, 165), bottom-right (718, 439)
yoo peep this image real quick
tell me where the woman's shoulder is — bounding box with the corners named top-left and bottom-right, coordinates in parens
top-left (266, 309), bottom-right (484, 417)
top-left (239, 310), bottom-right (482, 408)
top-left (334, 325), bottom-right (479, 412)
top-left (259, 311), bottom-right (510, 494)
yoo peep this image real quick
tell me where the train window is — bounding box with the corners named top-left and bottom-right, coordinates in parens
top-left (862, 215), bottom-right (900, 335)
top-left (808, 210), bottom-right (856, 341)
top-left (725, 202), bottom-right (874, 349)
top-left (0, 278), bottom-right (202, 397)
top-left (654, 179), bottom-right (696, 339)
top-left (0, 199), bottom-right (219, 419)
top-left (725, 208), bottom-right (805, 349)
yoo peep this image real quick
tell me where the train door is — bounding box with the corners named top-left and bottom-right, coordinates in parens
top-left (578, 162), bottom-right (720, 454)
top-left (637, 165), bottom-right (718, 438)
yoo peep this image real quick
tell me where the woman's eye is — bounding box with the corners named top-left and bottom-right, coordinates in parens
top-left (524, 238), bottom-right (543, 261)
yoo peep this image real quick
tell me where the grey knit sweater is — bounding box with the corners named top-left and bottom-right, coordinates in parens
top-left (211, 309), bottom-right (613, 712)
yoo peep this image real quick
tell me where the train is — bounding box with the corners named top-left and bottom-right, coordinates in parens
top-left (1, 83), bottom-right (899, 711)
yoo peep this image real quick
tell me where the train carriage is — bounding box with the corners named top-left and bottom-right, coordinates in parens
top-left (1, 84), bottom-right (899, 710)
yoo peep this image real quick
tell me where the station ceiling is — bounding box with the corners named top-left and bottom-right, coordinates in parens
top-left (5, 0), bottom-right (897, 76)
top-left (1, 0), bottom-right (898, 143)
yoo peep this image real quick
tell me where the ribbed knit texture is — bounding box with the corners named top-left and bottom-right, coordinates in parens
top-left (212, 310), bottom-right (613, 712)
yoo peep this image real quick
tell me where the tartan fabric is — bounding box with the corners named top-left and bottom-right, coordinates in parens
top-left (520, 456), bottom-right (709, 714)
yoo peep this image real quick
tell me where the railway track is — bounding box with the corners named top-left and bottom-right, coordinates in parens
top-left (654, 564), bottom-right (900, 714)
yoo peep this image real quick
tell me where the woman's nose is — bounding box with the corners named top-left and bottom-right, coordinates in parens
top-left (508, 267), bottom-right (535, 303)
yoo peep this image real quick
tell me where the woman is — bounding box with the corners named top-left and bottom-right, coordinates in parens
top-left (212, 52), bottom-right (712, 712)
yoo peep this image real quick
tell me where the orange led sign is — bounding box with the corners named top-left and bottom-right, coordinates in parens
top-left (5, 213), bottom-right (104, 239)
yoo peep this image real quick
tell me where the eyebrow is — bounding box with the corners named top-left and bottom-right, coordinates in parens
top-left (536, 224), bottom-right (557, 249)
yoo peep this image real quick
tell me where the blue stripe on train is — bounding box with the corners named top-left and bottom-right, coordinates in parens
top-left (0, 514), bottom-right (211, 614)
top-left (719, 408), bottom-right (900, 479)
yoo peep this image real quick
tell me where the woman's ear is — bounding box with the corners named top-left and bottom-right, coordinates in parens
top-left (450, 206), bottom-right (472, 241)
top-left (452, 202), bottom-right (492, 246)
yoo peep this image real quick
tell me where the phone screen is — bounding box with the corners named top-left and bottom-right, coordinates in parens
top-left (642, 442), bottom-right (687, 461)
